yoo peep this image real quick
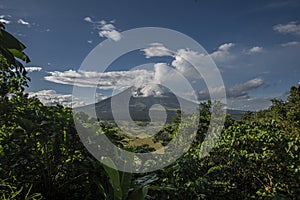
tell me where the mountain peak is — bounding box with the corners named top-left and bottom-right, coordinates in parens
top-left (132, 84), bottom-right (171, 97)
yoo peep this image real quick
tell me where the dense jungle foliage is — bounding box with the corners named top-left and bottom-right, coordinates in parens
top-left (0, 25), bottom-right (299, 199)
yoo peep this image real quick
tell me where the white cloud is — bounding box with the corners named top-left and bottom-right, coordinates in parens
top-left (101, 23), bottom-right (115, 31)
top-left (99, 20), bottom-right (106, 25)
top-left (25, 66), bottom-right (42, 72)
top-left (87, 40), bottom-right (93, 44)
top-left (98, 29), bottom-right (121, 41)
top-left (281, 41), bottom-right (300, 47)
top-left (247, 46), bottom-right (263, 54)
top-left (84, 17), bottom-right (121, 41)
top-left (218, 43), bottom-right (235, 51)
top-left (83, 16), bottom-right (92, 23)
top-left (153, 63), bottom-right (172, 83)
top-left (133, 84), bottom-right (171, 97)
top-left (171, 48), bottom-right (208, 79)
top-left (17, 19), bottom-right (30, 26)
top-left (273, 21), bottom-right (300, 36)
top-left (28, 90), bottom-right (86, 108)
top-left (141, 43), bottom-right (173, 58)
top-left (152, 62), bottom-right (199, 101)
top-left (142, 44), bottom-right (205, 80)
top-left (210, 43), bottom-right (235, 62)
top-left (44, 69), bottom-right (154, 90)
top-left (0, 15), bottom-right (10, 24)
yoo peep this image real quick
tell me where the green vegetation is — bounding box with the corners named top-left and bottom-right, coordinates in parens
top-left (1, 26), bottom-right (299, 199)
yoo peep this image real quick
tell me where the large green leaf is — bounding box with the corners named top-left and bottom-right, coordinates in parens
top-left (119, 171), bottom-right (132, 200)
top-left (8, 48), bottom-right (30, 63)
top-left (102, 157), bottom-right (123, 200)
top-left (0, 27), bottom-right (30, 69)
top-left (119, 154), bottom-right (134, 200)
top-left (0, 28), bottom-right (26, 51)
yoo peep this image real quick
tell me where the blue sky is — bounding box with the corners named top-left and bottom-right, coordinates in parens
top-left (1, 0), bottom-right (300, 110)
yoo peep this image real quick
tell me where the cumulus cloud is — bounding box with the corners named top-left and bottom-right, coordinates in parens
top-left (198, 78), bottom-right (264, 100)
top-left (17, 19), bottom-right (30, 26)
top-left (28, 90), bottom-right (86, 108)
top-left (247, 46), bottom-right (263, 54)
top-left (218, 43), bottom-right (235, 51)
top-left (25, 66), bottom-right (42, 72)
top-left (209, 43), bottom-right (235, 62)
top-left (281, 41), bottom-right (300, 47)
top-left (140, 44), bottom-right (229, 101)
top-left (98, 27), bottom-right (121, 41)
top-left (44, 69), bottom-right (154, 90)
top-left (141, 43), bottom-right (217, 79)
top-left (153, 63), bottom-right (172, 83)
top-left (171, 48), bottom-right (208, 80)
top-left (143, 46), bottom-right (203, 83)
top-left (142, 42), bottom-right (235, 63)
top-left (273, 21), bottom-right (300, 36)
top-left (152, 62), bottom-right (199, 101)
top-left (84, 17), bottom-right (121, 41)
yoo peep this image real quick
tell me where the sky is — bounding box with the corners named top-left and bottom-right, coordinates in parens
top-left (1, 0), bottom-right (300, 110)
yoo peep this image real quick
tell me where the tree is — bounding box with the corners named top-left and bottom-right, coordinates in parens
top-left (0, 23), bottom-right (30, 98)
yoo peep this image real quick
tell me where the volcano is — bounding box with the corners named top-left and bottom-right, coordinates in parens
top-left (74, 84), bottom-right (246, 122)
top-left (75, 84), bottom-right (198, 123)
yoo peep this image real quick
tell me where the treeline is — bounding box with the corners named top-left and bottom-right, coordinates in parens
top-left (150, 86), bottom-right (300, 199)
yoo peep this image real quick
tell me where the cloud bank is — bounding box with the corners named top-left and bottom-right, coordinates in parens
top-left (29, 90), bottom-right (86, 108)
top-left (45, 69), bottom-right (154, 90)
